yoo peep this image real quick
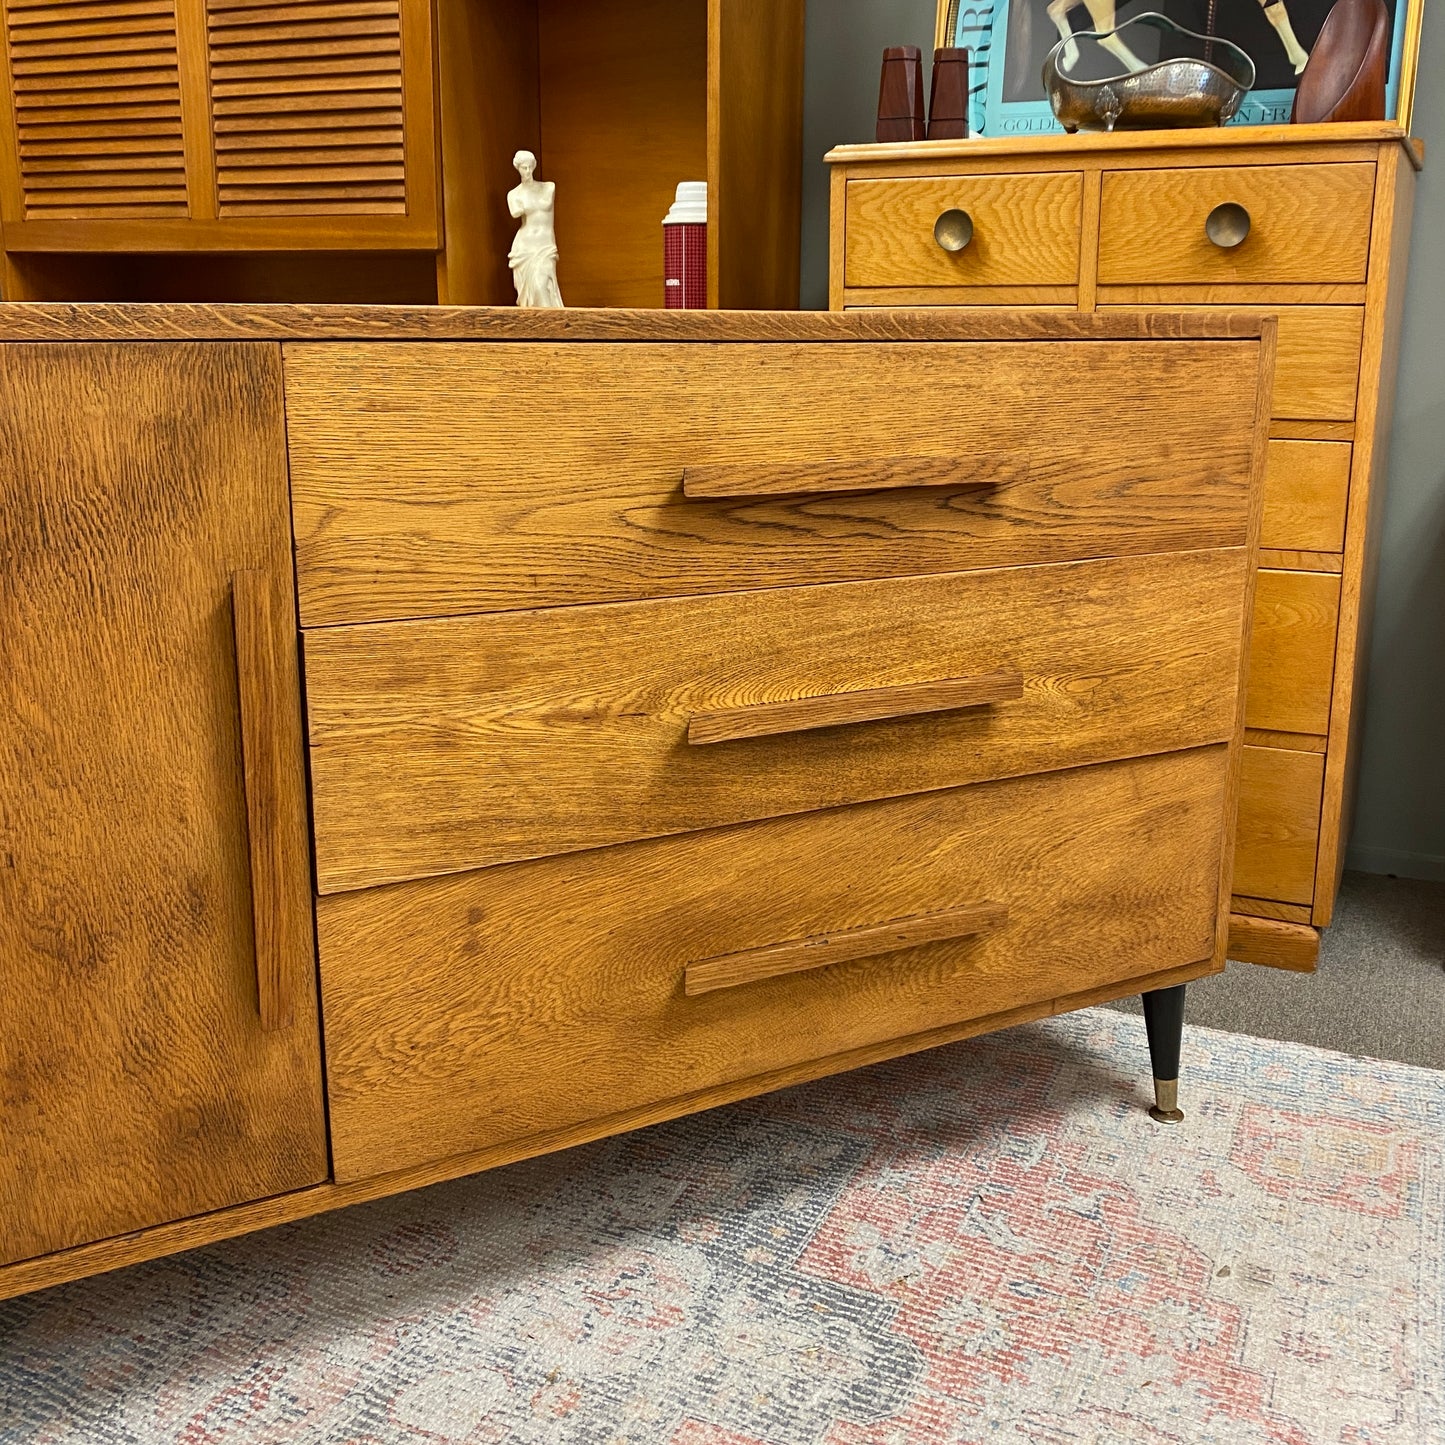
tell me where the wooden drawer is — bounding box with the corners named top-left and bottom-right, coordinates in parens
top-left (1102, 306), bottom-right (1363, 420)
top-left (843, 173), bottom-right (1083, 289)
top-left (304, 550), bottom-right (1249, 894)
top-left (1233, 745), bottom-right (1324, 905)
top-left (1098, 164), bottom-right (1375, 285)
top-left (317, 747), bottom-right (1229, 1182)
top-left (1246, 569), bottom-right (1340, 737)
top-left (284, 338), bottom-right (1259, 627)
top-left (1262, 439), bottom-right (1351, 552)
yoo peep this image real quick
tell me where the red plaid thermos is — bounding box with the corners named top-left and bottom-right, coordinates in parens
top-left (663, 181), bottom-right (707, 309)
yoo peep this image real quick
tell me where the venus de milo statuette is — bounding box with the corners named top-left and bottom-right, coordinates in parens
top-left (507, 150), bottom-right (563, 308)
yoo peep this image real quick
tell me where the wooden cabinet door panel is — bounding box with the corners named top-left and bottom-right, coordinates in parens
top-left (0, 342), bottom-right (327, 1265)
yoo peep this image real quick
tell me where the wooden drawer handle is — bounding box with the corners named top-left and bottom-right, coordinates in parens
top-left (687, 669), bottom-right (1023, 746)
top-left (680, 453), bottom-right (1020, 499)
top-left (685, 900), bottom-right (1008, 996)
top-left (232, 568), bottom-right (297, 1033)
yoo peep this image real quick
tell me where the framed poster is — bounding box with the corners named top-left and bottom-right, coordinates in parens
top-left (935, 0), bottom-right (1425, 136)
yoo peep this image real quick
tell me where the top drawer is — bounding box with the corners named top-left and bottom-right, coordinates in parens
top-left (285, 339), bottom-right (1261, 627)
top-left (1098, 164), bottom-right (1376, 286)
top-left (844, 172), bottom-right (1083, 289)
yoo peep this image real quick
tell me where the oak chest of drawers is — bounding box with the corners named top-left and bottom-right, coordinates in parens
top-left (0, 304), bottom-right (1269, 1299)
top-left (827, 121), bottom-right (1420, 972)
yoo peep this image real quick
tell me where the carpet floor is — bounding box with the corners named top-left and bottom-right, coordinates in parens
top-left (1108, 872), bottom-right (1445, 1069)
top-left (2, 1008), bottom-right (1442, 1445)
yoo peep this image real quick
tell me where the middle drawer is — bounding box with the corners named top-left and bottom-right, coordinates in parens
top-left (304, 550), bottom-right (1248, 894)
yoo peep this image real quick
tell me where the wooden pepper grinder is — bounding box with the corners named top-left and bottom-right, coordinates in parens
top-left (927, 47), bottom-right (970, 139)
top-left (877, 45), bottom-right (926, 142)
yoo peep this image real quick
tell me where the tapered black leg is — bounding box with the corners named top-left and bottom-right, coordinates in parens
top-left (1141, 984), bottom-right (1186, 1124)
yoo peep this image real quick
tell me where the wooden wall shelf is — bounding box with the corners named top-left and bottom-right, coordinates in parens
top-left (0, 0), bottom-right (804, 308)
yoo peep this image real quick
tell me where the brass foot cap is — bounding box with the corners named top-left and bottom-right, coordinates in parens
top-left (1148, 1077), bottom-right (1183, 1124)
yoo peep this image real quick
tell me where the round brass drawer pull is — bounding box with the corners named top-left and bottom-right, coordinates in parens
top-left (1205, 202), bottom-right (1251, 249)
top-left (934, 207), bottom-right (974, 253)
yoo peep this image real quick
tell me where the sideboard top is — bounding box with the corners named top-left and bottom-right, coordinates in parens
top-left (826, 120), bottom-right (1423, 170)
top-left (0, 303), bottom-right (1271, 345)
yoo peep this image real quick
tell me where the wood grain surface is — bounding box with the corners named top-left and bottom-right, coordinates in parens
top-left (1232, 745), bottom-right (1326, 905)
top-left (230, 568), bottom-right (309, 1032)
top-left (823, 120), bottom-right (1415, 166)
top-left (1313, 141), bottom-right (1416, 926)
top-left (683, 901), bottom-right (1010, 996)
top-left (316, 748), bottom-right (1229, 1182)
top-left (1246, 569), bottom-right (1341, 737)
top-left (0, 342), bottom-right (327, 1266)
top-left (1227, 913), bottom-right (1320, 971)
top-left (1101, 306), bottom-right (1364, 421)
top-left (1261, 439), bottom-right (1352, 551)
top-left (679, 452), bottom-right (1016, 497)
top-left (284, 339), bottom-right (1260, 626)
top-left (843, 172), bottom-right (1084, 288)
top-left (0, 303), bottom-right (1270, 344)
top-left (303, 550), bottom-right (1248, 894)
top-left (1257, 549), bottom-right (1344, 573)
top-left (1231, 895), bottom-right (1313, 925)
top-left (708, 0), bottom-right (806, 309)
top-left (433, 0), bottom-right (540, 306)
top-left (539, 0), bottom-right (705, 309)
top-left (1097, 163), bottom-right (1376, 285)
top-left (687, 670), bottom-right (1024, 745)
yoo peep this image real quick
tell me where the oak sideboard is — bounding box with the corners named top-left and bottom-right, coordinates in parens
top-left (826, 121), bottom-right (1420, 973)
top-left (0, 305), bottom-right (1272, 1300)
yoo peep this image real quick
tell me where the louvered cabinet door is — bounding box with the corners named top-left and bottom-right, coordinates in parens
top-left (202, 0), bottom-right (437, 242)
top-left (0, 0), bottom-right (437, 247)
top-left (0, 0), bottom-right (190, 222)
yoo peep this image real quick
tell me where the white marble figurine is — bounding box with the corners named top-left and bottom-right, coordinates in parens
top-left (507, 150), bottom-right (563, 308)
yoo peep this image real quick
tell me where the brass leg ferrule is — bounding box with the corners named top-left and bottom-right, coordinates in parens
top-left (1148, 1077), bottom-right (1184, 1125)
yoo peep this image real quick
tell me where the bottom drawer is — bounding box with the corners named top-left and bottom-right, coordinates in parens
top-left (1233, 745), bottom-right (1325, 905)
top-left (318, 748), bottom-right (1229, 1184)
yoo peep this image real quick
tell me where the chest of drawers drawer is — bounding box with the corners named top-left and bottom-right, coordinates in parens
top-left (303, 550), bottom-right (1250, 894)
top-left (1246, 569), bottom-right (1341, 737)
top-left (1098, 163), bottom-right (1376, 286)
top-left (842, 172), bottom-right (1084, 290)
top-left (1262, 440), bottom-right (1351, 551)
top-left (316, 746), bottom-right (1229, 1183)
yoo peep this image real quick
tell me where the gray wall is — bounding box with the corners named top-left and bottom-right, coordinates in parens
top-left (1347, 7), bottom-right (1445, 880)
top-left (799, 0), bottom-right (1445, 879)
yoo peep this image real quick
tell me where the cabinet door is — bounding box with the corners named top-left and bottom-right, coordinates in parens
top-left (0, 0), bottom-right (437, 249)
top-left (200, 0), bottom-right (438, 242)
top-left (0, 342), bottom-right (327, 1266)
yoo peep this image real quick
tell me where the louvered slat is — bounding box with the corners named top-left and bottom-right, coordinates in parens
top-left (4, 0), bottom-right (187, 217)
top-left (207, 0), bottom-right (405, 217)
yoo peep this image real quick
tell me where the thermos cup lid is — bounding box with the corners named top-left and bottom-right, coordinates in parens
top-left (663, 181), bottom-right (708, 225)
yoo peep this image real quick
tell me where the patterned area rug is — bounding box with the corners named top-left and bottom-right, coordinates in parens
top-left (2, 1008), bottom-right (1442, 1444)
